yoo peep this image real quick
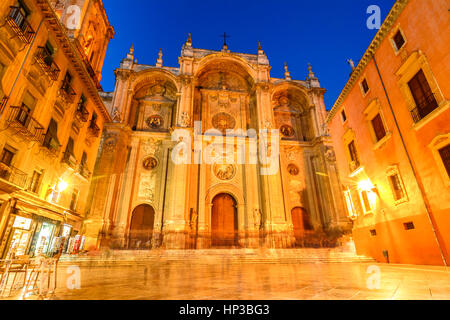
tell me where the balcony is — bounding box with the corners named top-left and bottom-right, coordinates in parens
top-left (34, 47), bottom-right (60, 81)
top-left (75, 103), bottom-right (89, 123)
top-left (6, 6), bottom-right (35, 44)
top-left (0, 96), bottom-right (8, 113)
top-left (78, 163), bottom-right (91, 179)
top-left (410, 91), bottom-right (439, 123)
top-left (349, 160), bottom-right (361, 173)
top-left (87, 121), bottom-right (100, 138)
top-left (62, 152), bottom-right (78, 170)
top-left (0, 163), bottom-right (27, 189)
top-left (72, 39), bottom-right (102, 90)
top-left (42, 136), bottom-right (61, 158)
top-left (5, 106), bottom-right (45, 143)
top-left (59, 81), bottom-right (76, 104)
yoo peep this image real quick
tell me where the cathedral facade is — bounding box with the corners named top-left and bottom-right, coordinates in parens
top-left (83, 36), bottom-right (350, 250)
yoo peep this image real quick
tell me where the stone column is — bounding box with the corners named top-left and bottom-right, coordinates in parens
top-left (162, 147), bottom-right (189, 249)
top-left (82, 124), bottom-right (129, 250)
top-left (255, 83), bottom-right (292, 248)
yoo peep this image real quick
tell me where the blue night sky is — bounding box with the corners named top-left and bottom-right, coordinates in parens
top-left (100, 0), bottom-right (396, 109)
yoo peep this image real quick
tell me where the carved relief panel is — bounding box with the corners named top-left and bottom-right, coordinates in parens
top-left (201, 91), bottom-right (248, 134)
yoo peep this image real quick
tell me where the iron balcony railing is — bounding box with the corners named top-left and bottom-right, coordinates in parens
top-left (6, 105), bottom-right (45, 143)
top-left (410, 91), bottom-right (439, 123)
top-left (0, 96), bottom-right (8, 113)
top-left (6, 6), bottom-right (35, 44)
top-left (78, 163), bottom-right (91, 179)
top-left (72, 38), bottom-right (102, 90)
top-left (62, 152), bottom-right (78, 169)
top-left (0, 163), bottom-right (28, 189)
top-left (59, 81), bottom-right (76, 103)
top-left (88, 120), bottom-right (100, 137)
top-left (42, 135), bottom-right (61, 156)
top-left (35, 46), bottom-right (61, 81)
top-left (349, 160), bottom-right (361, 173)
top-left (75, 103), bottom-right (89, 122)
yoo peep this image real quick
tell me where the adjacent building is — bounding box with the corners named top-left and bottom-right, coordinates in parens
top-left (0, 0), bottom-right (113, 258)
top-left (327, 0), bottom-right (449, 265)
top-left (83, 38), bottom-right (350, 250)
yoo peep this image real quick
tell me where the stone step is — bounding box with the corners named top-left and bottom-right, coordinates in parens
top-left (59, 248), bottom-right (375, 266)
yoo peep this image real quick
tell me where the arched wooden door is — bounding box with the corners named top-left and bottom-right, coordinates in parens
top-left (211, 193), bottom-right (238, 247)
top-left (129, 204), bottom-right (155, 249)
top-left (292, 207), bottom-right (313, 244)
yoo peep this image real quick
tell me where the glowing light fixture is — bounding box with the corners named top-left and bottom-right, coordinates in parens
top-left (57, 179), bottom-right (68, 192)
top-left (358, 179), bottom-right (375, 192)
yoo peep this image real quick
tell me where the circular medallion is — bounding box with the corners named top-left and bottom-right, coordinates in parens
top-left (143, 156), bottom-right (158, 170)
top-left (280, 125), bottom-right (295, 137)
top-left (146, 115), bottom-right (163, 129)
top-left (213, 163), bottom-right (236, 181)
top-left (212, 112), bottom-right (236, 133)
top-left (287, 164), bottom-right (299, 176)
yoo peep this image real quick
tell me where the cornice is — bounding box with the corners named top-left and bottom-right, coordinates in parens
top-left (35, 0), bottom-right (112, 122)
top-left (326, 0), bottom-right (409, 123)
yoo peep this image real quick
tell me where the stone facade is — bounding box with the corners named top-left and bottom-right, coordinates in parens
top-left (85, 37), bottom-right (350, 250)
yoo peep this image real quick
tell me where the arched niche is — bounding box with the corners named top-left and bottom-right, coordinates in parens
top-left (193, 58), bottom-right (258, 133)
top-left (272, 84), bottom-right (314, 141)
top-left (128, 72), bottom-right (178, 131)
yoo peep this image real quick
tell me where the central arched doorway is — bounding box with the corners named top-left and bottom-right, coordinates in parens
top-left (291, 207), bottom-right (313, 244)
top-left (211, 193), bottom-right (238, 247)
top-left (129, 204), bottom-right (155, 249)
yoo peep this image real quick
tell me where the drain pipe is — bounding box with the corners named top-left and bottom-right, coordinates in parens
top-left (373, 55), bottom-right (447, 266)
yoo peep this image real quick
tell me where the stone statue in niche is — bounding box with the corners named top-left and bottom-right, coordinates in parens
top-left (146, 115), bottom-right (163, 129)
top-left (190, 210), bottom-right (198, 231)
top-left (253, 208), bottom-right (262, 230)
top-left (112, 107), bottom-right (122, 122)
top-left (143, 156), bottom-right (158, 170)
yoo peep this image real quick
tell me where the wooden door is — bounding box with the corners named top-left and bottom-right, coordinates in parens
top-left (211, 193), bottom-right (237, 247)
top-left (291, 207), bottom-right (305, 244)
top-left (129, 204), bottom-right (155, 249)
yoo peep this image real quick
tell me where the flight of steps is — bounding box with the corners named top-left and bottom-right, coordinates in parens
top-left (59, 247), bottom-right (375, 266)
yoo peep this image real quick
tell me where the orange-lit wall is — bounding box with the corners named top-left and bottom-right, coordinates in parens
top-left (328, 0), bottom-right (450, 265)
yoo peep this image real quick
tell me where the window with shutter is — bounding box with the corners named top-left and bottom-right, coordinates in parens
top-left (371, 113), bottom-right (387, 142)
top-left (389, 174), bottom-right (405, 201)
top-left (43, 118), bottom-right (60, 150)
top-left (438, 144), bottom-right (450, 178)
top-left (408, 70), bottom-right (438, 121)
top-left (348, 140), bottom-right (360, 169)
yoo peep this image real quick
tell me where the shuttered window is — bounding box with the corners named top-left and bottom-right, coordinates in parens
top-left (408, 70), bottom-right (438, 121)
top-left (389, 173), bottom-right (405, 201)
top-left (44, 118), bottom-right (60, 149)
top-left (438, 144), bottom-right (450, 178)
top-left (371, 114), bottom-right (387, 142)
top-left (348, 140), bottom-right (359, 165)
